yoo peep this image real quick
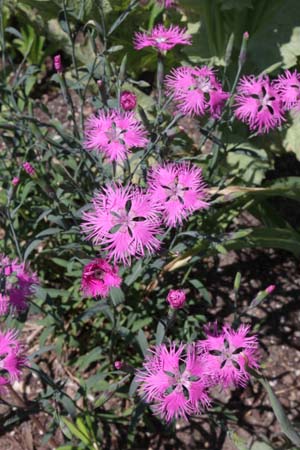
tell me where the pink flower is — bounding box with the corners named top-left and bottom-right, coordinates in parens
top-left (165, 66), bottom-right (229, 117)
top-left (82, 184), bottom-right (161, 265)
top-left (274, 70), bottom-right (300, 111)
top-left (134, 24), bottom-right (192, 52)
top-left (84, 110), bottom-right (148, 163)
top-left (12, 177), bottom-right (20, 186)
top-left (198, 324), bottom-right (259, 388)
top-left (234, 75), bottom-right (284, 134)
top-left (81, 258), bottom-right (121, 298)
top-left (147, 162), bottom-right (209, 227)
top-left (0, 255), bottom-right (38, 313)
top-left (120, 91), bottom-right (137, 111)
top-left (0, 329), bottom-right (27, 382)
top-left (136, 343), bottom-right (210, 422)
top-left (53, 54), bottom-right (63, 73)
top-left (22, 162), bottom-right (35, 176)
top-left (167, 289), bottom-right (186, 309)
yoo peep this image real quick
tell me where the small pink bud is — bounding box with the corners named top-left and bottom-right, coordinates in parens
top-left (12, 177), bottom-right (20, 186)
top-left (120, 91), bottom-right (137, 111)
top-left (166, 289), bottom-right (186, 309)
top-left (53, 54), bottom-right (63, 73)
top-left (97, 80), bottom-right (103, 88)
top-left (266, 285), bottom-right (276, 294)
top-left (22, 162), bottom-right (35, 176)
top-left (114, 360), bottom-right (123, 370)
top-left (243, 31), bottom-right (249, 40)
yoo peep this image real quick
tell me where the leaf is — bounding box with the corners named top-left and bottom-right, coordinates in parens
top-left (61, 418), bottom-right (91, 446)
top-left (110, 287), bottom-right (125, 306)
top-left (259, 378), bottom-right (300, 446)
top-left (155, 321), bottom-right (166, 345)
top-left (250, 442), bottom-right (274, 450)
top-left (136, 329), bottom-right (148, 356)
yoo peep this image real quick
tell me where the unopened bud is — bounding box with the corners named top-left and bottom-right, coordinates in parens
top-left (53, 54), bottom-right (63, 73)
top-left (167, 289), bottom-right (186, 309)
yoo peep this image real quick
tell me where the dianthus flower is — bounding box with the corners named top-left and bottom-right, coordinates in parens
top-left (134, 24), bottom-right (192, 52)
top-left (82, 184), bottom-right (161, 265)
top-left (136, 343), bottom-right (210, 422)
top-left (198, 324), bottom-right (259, 388)
top-left (84, 110), bottom-right (148, 163)
top-left (147, 162), bottom-right (209, 227)
top-left (165, 66), bottom-right (229, 117)
top-left (0, 329), bottom-right (27, 384)
top-left (120, 91), bottom-right (137, 111)
top-left (274, 69), bottom-right (300, 111)
top-left (81, 258), bottom-right (121, 298)
top-left (0, 255), bottom-right (38, 314)
top-left (167, 289), bottom-right (186, 309)
top-left (234, 75), bottom-right (284, 134)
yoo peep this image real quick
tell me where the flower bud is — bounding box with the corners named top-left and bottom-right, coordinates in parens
top-left (166, 289), bottom-right (186, 309)
top-left (12, 177), bottom-right (20, 186)
top-left (22, 162), bottom-right (35, 176)
top-left (114, 360), bottom-right (123, 370)
top-left (53, 54), bottom-right (63, 73)
top-left (120, 91), bottom-right (137, 111)
top-left (265, 284), bottom-right (275, 294)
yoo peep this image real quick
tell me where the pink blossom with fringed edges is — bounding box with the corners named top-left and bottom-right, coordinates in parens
top-left (81, 258), bottom-right (121, 298)
top-left (165, 66), bottom-right (229, 117)
top-left (274, 70), bottom-right (300, 111)
top-left (136, 343), bottom-right (211, 422)
top-left (82, 184), bottom-right (162, 265)
top-left (0, 255), bottom-right (38, 314)
top-left (84, 110), bottom-right (148, 163)
top-left (147, 162), bottom-right (209, 227)
top-left (134, 24), bottom-right (192, 52)
top-left (234, 75), bottom-right (284, 134)
top-left (198, 324), bottom-right (260, 388)
top-left (0, 329), bottom-right (27, 383)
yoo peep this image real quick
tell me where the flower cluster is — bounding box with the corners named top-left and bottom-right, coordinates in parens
top-left (0, 255), bottom-right (38, 315)
top-left (166, 66), bottom-right (229, 118)
top-left (136, 324), bottom-right (259, 422)
top-left (82, 162), bottom-right (209, 265)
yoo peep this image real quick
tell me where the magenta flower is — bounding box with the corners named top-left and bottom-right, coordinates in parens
top-left (136, 343), bottom-right (210, 422)
top-left (81, 258), bottom-right (121, 298)
top-left (234, 75), bottom-right (284, 134)
top-left (274, 69), bottom-right (300, 111)
top-left (147, 162), bottom-right (209, 227)
top-left (0, 329), bottom-right (27, 383)
top-left (134, 24), bottom-right (192, 52)
top-left (23, 162), bottom-right (35, 176)
top-left (84, 110), bottom-right (148, 163)
top-left (120, 91), bottom-right (137, 111)
top-left (82, 184), bottom-right (161, 265)
top-left (0, 255), bottom-right (38, 313)
top-left (198, 324), bottom-right (259, 388)
top-left (167, 289), bottom-right (186, 309)
top-left (265, 284), bottom-right (276, 294)
top-left (166, 66), bottom-right (229, 117)
top-left (114, 360), bottom-right (123, 370)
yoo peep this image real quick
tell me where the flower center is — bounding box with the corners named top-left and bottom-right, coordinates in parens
top-left (109, 200), bottom-right (146, 237)
top-left (105, 123), bottom-right (125, 144)
top-left (162, 177), bottom-right (188, 204)
top-left (192, 75), bottom-right (212, 93)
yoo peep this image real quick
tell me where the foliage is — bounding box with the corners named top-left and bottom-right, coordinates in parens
top-left (0, 0), bottom-right (300, 449)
